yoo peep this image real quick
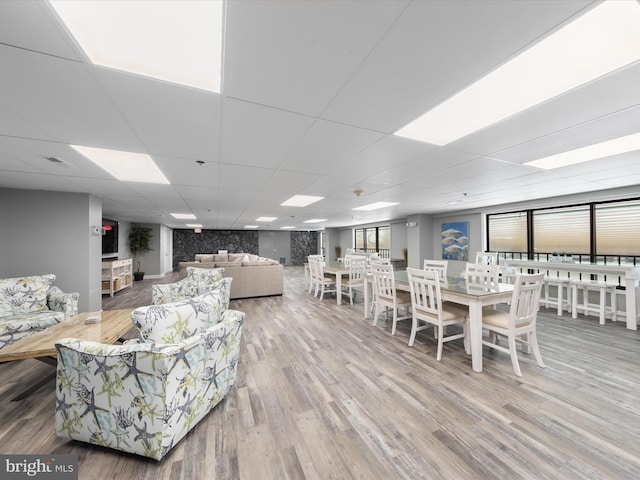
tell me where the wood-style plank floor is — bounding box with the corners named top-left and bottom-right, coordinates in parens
top-left (1, 266), bottom-right (639, 479)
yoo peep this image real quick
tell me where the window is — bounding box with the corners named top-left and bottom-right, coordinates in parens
top-left (487, 212), bottom-right (527, 253)
top-left (533, 206), bottom-right (590, 255)
top-left (487, 197), bottom-right (640, 264)
top-left (596, 200), bottom-right (640, 256)
top-left (353, 226), bottom-right (390, 257)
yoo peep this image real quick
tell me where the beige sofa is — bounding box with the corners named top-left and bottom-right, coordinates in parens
top-left (178, 253), bottom-right (283, 299)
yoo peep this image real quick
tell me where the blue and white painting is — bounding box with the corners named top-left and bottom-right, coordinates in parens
top-left (441, 222), bottom-right (469, 261)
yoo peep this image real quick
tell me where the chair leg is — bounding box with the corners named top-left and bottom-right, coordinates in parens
top-left (372, 303), bottom-right (380, 326)
top-left (529, 330), bottom-right (546, 368)
top-left (408, 316), bottom-right (418, 346)
top-left (436, 325), bottom-right (444, 361)
top-left (508, 334), bottom-right (522, 377)
top-left (391, 308), bottom-right (398, 335)
top-left (571, 285), bottom-right (578, 318)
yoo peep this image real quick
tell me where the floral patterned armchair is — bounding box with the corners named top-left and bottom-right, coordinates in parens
top-left (0, 274), bottom-right (79, 349)
top-left (54, 291), bottom-right (244, 461)
top-left (151, 267), bottom-right (227, 305)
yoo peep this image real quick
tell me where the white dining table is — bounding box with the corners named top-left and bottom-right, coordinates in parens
top-left (364, 271), bottom-right (514, 373)
top-left (323, 261), bottom-right (350, 305)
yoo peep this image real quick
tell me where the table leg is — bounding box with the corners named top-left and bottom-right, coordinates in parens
top-left (624, 277), bottom-right (638, 330)
top-left (364, 278), bottom-right (371, 319)
top-left (468, 300), bottom-right (483, 373)
top-left (336, 274), bottom-right (343, 306)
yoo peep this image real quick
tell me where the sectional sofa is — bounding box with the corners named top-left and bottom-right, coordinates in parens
top-left (178, 253), bottom-right (284, 299)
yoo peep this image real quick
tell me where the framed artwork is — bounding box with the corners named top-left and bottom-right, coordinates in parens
top-left (441, 222), bottom-right (469, 261)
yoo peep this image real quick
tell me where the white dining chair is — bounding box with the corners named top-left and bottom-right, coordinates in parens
top-left (481, 272), bottom-right (545, 377)
top-left (423, 259), bottom-right (448, 278)
top-left (465, 263), bottom-right (500, 288)
top-left (475, 251), bottom-right (498, 266)
top-left (406, 268), bottom-right (468, 360)
top-left (310, 256), bottom-right (337, 300)
top-left (371, 262), bottom-right (411, 336)
top-left (340, 256), bottom-right (366, 305)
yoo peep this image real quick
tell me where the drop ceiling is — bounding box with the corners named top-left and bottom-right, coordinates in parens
top-left (1, 0), bottom-right (639, 230)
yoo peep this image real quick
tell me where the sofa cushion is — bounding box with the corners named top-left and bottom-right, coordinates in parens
top-left (243, 261), bottom-right (276, 266)
top-left (186, 266), bottom-right (224, 285)
top-left (0, 310), bottom-right (65, 349)
top-left (214, 261), bottom-right (238, 268)
top-left (0, 274), bottom-right (56, 316)
top-left (214, 254), bottom-right (229, 262)
top-left (195, 254), bottom-right (214, 262)
top-left (132, 290), bottom-right (230, 344)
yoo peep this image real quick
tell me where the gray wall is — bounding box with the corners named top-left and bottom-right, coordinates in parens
top-left (0, 188), bottom-right (102, 312)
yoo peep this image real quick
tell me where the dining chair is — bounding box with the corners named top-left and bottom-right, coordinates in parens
top-left (312, 256), bottom-right (337, 300)
top-left (340, 256), bottom-right (366, 305)
top-left (423, 259), bottom-right (448, 278)
top-left (406, 268), bottom-right (468, 360)
top-left (370, 262), bottom-right (411, 335)
top-left (475, 251), bottom-right (499, 266)
top-left (481, 272), bottom-right (545, 377)
top-left (465, 262), bottom-right (500, 288)
top-left (306, 255), bottom-right (323, 295)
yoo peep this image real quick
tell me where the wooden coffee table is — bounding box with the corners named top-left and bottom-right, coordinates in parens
top-left (0, 309), bottom-right (134, 364)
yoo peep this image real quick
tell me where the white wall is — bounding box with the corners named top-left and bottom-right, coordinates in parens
top-left (0, 188), bottom-right (102, 312)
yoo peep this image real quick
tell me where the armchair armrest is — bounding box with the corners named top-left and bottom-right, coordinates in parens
top-left (47, 286), bottom-right (79, 319)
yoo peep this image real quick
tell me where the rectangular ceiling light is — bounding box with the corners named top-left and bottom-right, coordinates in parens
top-left (185, 223), bottom-right (202, 228)
top-left (244, 225), bottom-right (259, 229)
top-left (281, 195), bottom-right (324, 207)
top-left (303, 219), bottom-right (327, 224)
top-left (280, 226), bottom-right (296, 230)
top-left (352, 202), bottom-right (399, 211)
top-left (171, 213), bottom-right (197, 220)
top-left (72, 145), bottom-right (169, 184)
top-left (395, 0), bottom-right (640, 145)
top-left (524, 131), bottom-right (640, 170)
top-left (256, 217), bottom-right (277, 222)
top-left (49, 0), bottom-right (223, 93)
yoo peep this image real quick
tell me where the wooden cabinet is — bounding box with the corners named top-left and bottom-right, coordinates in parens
top-left (102, 258), bottom-right (133, 297)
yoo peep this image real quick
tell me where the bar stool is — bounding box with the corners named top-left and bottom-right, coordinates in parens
top-left (571, 274), bottom-right (617, 324)
top-left (542, 269), bottom-right (571, 316)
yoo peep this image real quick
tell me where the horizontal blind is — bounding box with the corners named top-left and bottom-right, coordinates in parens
top-left (596, 200), bottom-right (640, 255)
top-left (533, 206), bottom-right (590, 254)
top-left (488, 212), bottom-right (527, 252)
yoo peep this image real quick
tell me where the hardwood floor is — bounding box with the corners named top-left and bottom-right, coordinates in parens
top-left (1, 266), bottom-right (639, 479)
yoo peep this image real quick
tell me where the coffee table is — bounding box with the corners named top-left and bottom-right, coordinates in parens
top-left (0, 310), bottom-right (134, 401)
top-left (0, 309), bottom-right (134, 364)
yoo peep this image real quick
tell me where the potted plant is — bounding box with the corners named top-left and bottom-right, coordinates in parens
top-left (129, 223), bottom-right (153, 281)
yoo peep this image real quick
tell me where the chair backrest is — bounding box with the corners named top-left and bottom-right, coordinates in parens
top-left (348, 257), bottom-right (367, 284)
top-left (466, 263), bottom-right (500, 288)
top-left (475, 251), bottom-right (499, 265)
top-left (407, 268), bottom-right (443, 319)
top-left (307, 256), bottom-right (322, 281)
top-left (423, 259), bottom-right (448, 278)
top-left (370, 262), bottom-right (396, 305)
top-left (507, 273), bottom-right (545, 329)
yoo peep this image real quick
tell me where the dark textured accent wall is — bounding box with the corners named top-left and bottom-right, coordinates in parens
top-left (173, 230), bottom-right (259, 269)
top-left (291, 231), bottom-right (318, 265)
top-left (173, 229), bottom-right (319, 269)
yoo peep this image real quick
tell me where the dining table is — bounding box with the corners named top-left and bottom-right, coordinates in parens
top-left (363, 270), bottom-right (515, 373)
top-left (323, 261), bottom-right (351, 305)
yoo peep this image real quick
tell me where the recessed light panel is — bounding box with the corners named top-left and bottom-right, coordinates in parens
top-left (50, 0), bottom-right (223, 93)
top-left (352, 202), bottom-right (399, 211)
top-left (171, 213), bottom-right (197, 220)
top-left (524, 131), bottom-right (640, 170)
top-left (303, 219), bottom-right (327, 224)
top-left (281, 195), bottom-right (324, 207)
top-left (72, 145), bottom-right (169, 184)
top-left (280, 226), bottom-right (296, 230)
top-left (185, 223), bottom-right (202, 228)
top-left (244, 225), bottom-right (259, 229)
top-left (395, 1), bottom-right (640, 145)
top-left (256, 217), bottom-right (277, 222)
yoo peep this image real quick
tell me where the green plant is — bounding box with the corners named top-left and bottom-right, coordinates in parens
top-left (129, 224), bottom-right (153, 273)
